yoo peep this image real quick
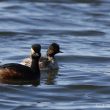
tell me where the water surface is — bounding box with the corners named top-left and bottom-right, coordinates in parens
top-left (0, 0), bottom-right (110, 109)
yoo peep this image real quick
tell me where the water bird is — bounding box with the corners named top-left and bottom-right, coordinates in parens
top-left (0, 44), bottom-right (41, 82)
top-left (21, 43), bottom-right (62, 70)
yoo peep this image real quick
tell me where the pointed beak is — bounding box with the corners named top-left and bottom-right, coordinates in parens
top-left (59, 51), bottom-right (63, 53)
top-left (35, 53), bottom-right (39, 57)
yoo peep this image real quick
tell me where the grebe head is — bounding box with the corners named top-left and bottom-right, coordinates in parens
top-left (47, 43), bottom-right (62, 57)
top-left (31, 44), bottom-right (41, 59)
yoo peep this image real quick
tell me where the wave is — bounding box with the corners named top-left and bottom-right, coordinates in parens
top-left (22, 29), bottom-right (105, 36)
top-left (57, 54), bottom-right (110, 63)
top-left (0, 0), bottom-right (108, 4)
top-left (64, 84), bottom-right (109, 90)
top-left (0, 31), bottom-right (19, 36)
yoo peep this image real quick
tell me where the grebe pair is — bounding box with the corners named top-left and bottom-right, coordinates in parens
top-left (0, 43), bottom-right (62, 81)
top-left (21, 43), bottom-right (62, 70)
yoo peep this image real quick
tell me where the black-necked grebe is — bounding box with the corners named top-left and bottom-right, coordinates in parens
top-left (0, 44), bottom-right (41, 81)
top-left (21, 43), bottom-right (62, 70)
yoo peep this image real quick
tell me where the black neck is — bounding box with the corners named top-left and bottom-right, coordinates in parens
top-left (31, 55), bottom-right (40, 78)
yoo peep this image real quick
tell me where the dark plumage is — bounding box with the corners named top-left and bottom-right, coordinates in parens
top-left (0, 44), bottom-right (41, 81)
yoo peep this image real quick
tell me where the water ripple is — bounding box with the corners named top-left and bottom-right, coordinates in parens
top-left (0, 0), bottom-right (110, 109)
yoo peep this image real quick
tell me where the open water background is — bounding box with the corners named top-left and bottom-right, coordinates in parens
top-left (0, 0), bottom-right (110, 109)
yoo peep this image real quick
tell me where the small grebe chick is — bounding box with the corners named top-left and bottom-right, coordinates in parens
top-left (0, 44), bottom-right (41, 81)
top-left (39, 43), bottom-right (62, 70)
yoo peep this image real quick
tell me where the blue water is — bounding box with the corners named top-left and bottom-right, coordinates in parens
top-left (0, 0), bottom-right (110, 109)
